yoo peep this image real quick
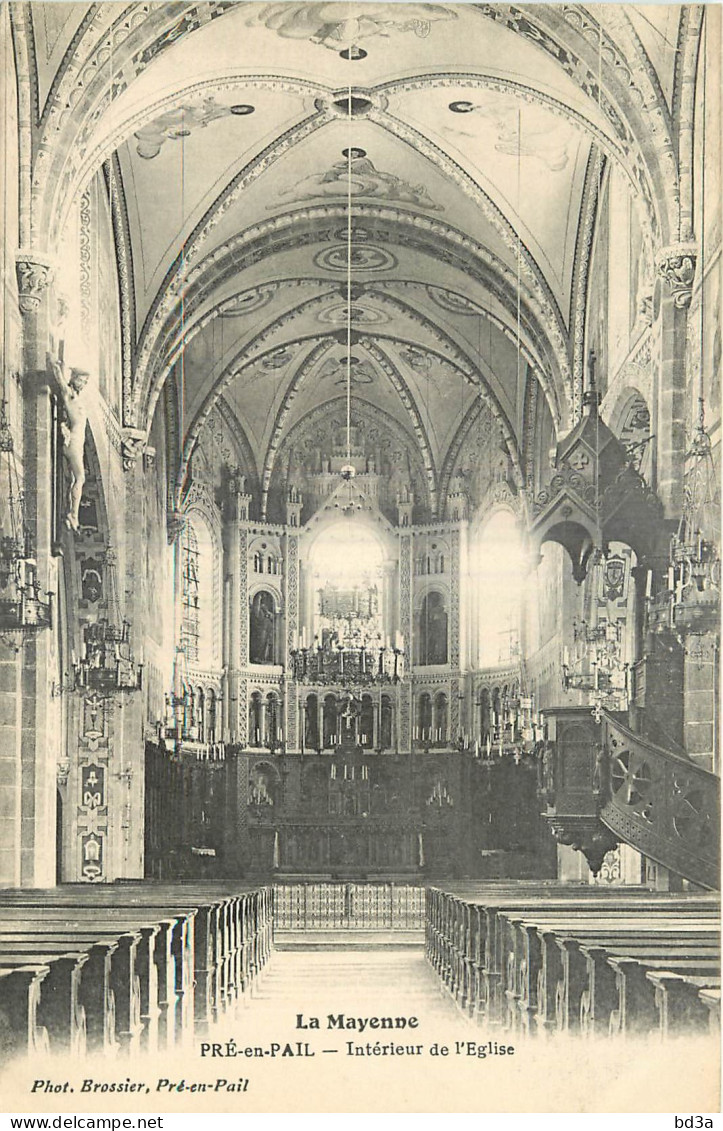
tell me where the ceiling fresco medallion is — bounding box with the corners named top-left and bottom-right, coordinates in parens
top-left (426, 285), bottom-right (486, 317)
top-left (133, 97), bottom-right (254, 159)
top-left (317, 303), bottom-right (389, 326)
top-left (246, 3), bottom-right (457, 51)
top-left (318, 355), bottom-right (376, 386)
top-left (398, 345), bottom-right (435, 375)
top-left (218, 284), bottom-right (279, 316)
top-left (314, 244), bottom-right (397, 273)
top-left (261, 347), bottom-right (297, 370)
top-left (275, 152), bottom-right (442, 210)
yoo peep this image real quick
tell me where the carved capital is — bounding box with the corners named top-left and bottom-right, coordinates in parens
top-left (167, 510), bottom-right (187, 544)
top-left (15, 252), bottom-right (54, 315)
top-left (655, 243), bottom-right (697, 309)
top-left (121, 427), bottom-right (146, 471)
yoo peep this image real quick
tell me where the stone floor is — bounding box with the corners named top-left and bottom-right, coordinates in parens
top-left (233, 944), bottom-right (462, 1027)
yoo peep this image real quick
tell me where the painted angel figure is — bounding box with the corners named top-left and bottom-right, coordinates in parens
top-left (248, 3), bottom-right (456, 50)
top-left (48, 356), bottom-right (91, 531)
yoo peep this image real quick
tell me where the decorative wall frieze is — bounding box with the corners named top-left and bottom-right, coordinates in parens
top-left (238, 528), bottom-right (249, 668)
top-left (79, 190), bottom-right (92, 334)
top-left (655, 243), bottom-right (697, 309)
top-left (15, 252), bottom-right (54, 314)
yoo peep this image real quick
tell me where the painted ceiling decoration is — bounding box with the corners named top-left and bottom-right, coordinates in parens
top-left (244, 3), bottom-right (459, 49)
top-left (137, 205), bottom-right (571, 435)
top-left (12, 1), bottom-right (695, 521)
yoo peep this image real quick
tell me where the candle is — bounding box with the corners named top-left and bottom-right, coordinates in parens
top-left (645, 570), bottom-right (653, 599)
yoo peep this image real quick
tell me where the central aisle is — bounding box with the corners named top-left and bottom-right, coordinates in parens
top-left (234, 946), bottom-right (463, 1027)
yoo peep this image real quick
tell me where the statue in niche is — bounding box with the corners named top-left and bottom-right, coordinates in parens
top-left (49, 356), bottom-right (91, 532)
top-left (249, 590), bottom-right (276, 664)
top-left (417, 591), bottom-right (448, 665)
top-left (249, 766), bottom-right (275, 807)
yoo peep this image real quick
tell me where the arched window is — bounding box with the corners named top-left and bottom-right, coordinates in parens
top-left (206, 689), bottom-right (217, 744)
top-left (194, 688), bottom-right (204, 743)
top-left (381, 695), bottom-right (393, 750)
top-left (418, 693), bottom-right (433, 741)
top-left (249, 692), bottom-right (262, 746)
top-left (416, 591), bottom-right (448, 665)
top-left (181, 684), bottom-right (194, 737)
top-left (249, 590), bottom-right (278, 665)
top-left (304, 694), bottom-right (320, 750)
top-left (265, 692), bottom-right (280, 746)
top-left (180, 524), bottom-right (200, 663)
top-left (360, 694), bottom-right (374, 747)
top-left (479, 688), bottom-right (491, 744)
top-left (180, 515), bottom-right (216, 668)
top-left (491, 687), bottom-right (501, 737)
top-left (323, 694), bottom-right (337, 748)
top-left (434, 693), bottom-right (448, 744)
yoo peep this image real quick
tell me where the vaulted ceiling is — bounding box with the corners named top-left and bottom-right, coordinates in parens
top-left (25, 1), bottom-right (686, 517)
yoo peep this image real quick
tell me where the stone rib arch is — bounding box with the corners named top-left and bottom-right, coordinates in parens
top-left (174, 335), bottom-right (327, 511)
top-left (270, 394), bottom-right (434, 521)
top-left (22, 0), bottom-right (682, 266)
top-left (359, 339), bottom-right (439, 518)
top-left (469, 2), bottom-right (679, 243)
top-left (259, 339), bottom-right (337, 520)
top-left (354, 285), bottom-right (553, 452)
top-left (139, 205), bottom-right (572, 438)
top-left (370, 105), bottom-right (568, 332)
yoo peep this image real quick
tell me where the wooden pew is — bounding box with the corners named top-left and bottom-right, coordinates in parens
top-left (0, 966), bottom-right (50, 1062)
top-left (0, 883), bottom-right (274, 1061)
top-left (698, 987), bottom-right (721, 1032)
top-left (425, 884), bottom-right (720, 1038)
top-left (500, 913), bottom-right (718, 1036)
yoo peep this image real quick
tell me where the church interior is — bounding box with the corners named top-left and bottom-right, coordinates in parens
top-left (0, 0), bottom-right (720, 1071)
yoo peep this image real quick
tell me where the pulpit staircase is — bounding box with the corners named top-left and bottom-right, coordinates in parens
top-left (539, 706), bottom-right (720, 891)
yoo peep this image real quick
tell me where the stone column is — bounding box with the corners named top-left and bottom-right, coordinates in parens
top-left (111, 437), bottom-right (147, 880)
top-left (223, 499), bottom-right (241, 743)
top-left (284, 531), bottom-right (299, 749)
top-left (654, 243), bottom-right (696, 515)
top-left (13, 252), bottom-right (60, 886)
top-left (398, 532), bottom-right (413, 752)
